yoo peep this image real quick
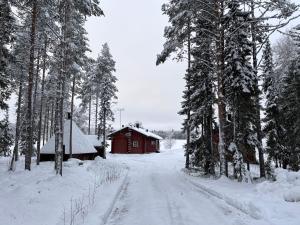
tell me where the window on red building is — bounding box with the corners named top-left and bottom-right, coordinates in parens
top-left (133, 141), bottom-right (139, 147)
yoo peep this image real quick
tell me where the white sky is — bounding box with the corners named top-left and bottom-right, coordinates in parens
top-left (85, 0), bottom-right (186, 131)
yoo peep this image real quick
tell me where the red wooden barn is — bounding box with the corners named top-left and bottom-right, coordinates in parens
top-left (108, 125), bottom-right (163, 154)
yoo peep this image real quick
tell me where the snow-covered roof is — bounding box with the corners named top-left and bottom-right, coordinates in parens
top-left (109, 126), bottom-right (163, 140)
top-left (41, 120), bottom-right (97, 154)
top-left (85, 135), bottom-right (102, 147)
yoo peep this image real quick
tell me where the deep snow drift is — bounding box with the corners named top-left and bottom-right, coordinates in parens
top-left (0, 139), bottom-right (299, 225)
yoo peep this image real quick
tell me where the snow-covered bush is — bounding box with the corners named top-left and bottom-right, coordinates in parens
top-left (164, 131), bottom-right (176, 149)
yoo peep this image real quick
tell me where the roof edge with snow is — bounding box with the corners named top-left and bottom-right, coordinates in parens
top-left (109, 126), bottom-right (163, 140)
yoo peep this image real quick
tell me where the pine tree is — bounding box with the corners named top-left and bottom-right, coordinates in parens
top-left (188, 0), bottom-right (215, 174)
top-left (9, 11), bottom-right (31, 164)
top-left (68, 11), bottom-right (91, 158)
top-left (78, 58), bottom-right (95, 135)
top-left (50, 0), bottom-right (103, 175)
top-left (157, 0), bottom-right (194, 169)
top-left (95, 43), bottom-right (117, 158)
top-left (0, 109), bottom-right (13, 157)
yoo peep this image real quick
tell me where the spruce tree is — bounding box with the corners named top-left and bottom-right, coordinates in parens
top-left (262, 39), bottom-right (283, 168)
top-left (0, 109), bottom-right (13, 157)
top-left (188, 1), bottom-right (215, 174)
top-left (280, 60), bottom-right (300, 171)
top-left (224, 1), bottom-right (257, 179)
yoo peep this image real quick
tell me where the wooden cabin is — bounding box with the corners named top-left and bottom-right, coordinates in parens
top-left (40, 120), bottom-right (99, 161)
top-left (108, 125), bottom-right (163, 154)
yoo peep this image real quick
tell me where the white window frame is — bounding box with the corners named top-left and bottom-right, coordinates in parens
top-left (132, 141), bottom-right (139, 148)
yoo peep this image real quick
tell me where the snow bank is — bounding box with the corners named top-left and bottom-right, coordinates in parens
top-left (0, 157), bottom-right (127, 225)
top-left (185, 168), bottom-right (300, 225)
top-left (185, 174), bottom-right (263, 219)
top-left (256, 168), bottom-right (300, 202)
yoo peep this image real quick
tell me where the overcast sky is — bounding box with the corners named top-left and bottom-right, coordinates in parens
top-left (85, 0), bottom-right (300, 131)
top-left (85, 0), bottom-right (186, 131)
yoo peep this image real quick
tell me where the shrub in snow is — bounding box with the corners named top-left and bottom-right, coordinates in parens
top-left (164, 132), bottom-right (176, 149)
top-left (265, 157), bottom-right (275, 181)
top-left (230, 143), bottom-right (246, 182)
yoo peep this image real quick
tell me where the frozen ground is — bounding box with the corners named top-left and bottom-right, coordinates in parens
top-left (1, 140), bottom-right (299, 225)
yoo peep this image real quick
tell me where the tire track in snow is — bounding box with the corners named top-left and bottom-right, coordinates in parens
top-left (101, 171), bottom-right (129, 225)
top-left (179, 173), bottom-right (263, 222)
top-left (165, 194), bottom-right (186, 225)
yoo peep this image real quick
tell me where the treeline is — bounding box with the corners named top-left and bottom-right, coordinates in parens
top-left (153, 130), bottom-right (186, 140)
top-left (0, 1), bottom-right (117, 175)
top-left (157, 0), bottom-right (300, 179)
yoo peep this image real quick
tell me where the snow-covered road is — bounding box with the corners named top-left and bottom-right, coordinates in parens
top-left (105, 144), bottom-right (268, 225)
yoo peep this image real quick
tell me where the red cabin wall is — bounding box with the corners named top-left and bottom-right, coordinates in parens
top-left (111, 131), bottom-right (128, 154)
top-left (110, 128), bottom-right (160, 154)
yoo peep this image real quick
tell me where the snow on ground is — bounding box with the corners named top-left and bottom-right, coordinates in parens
top-left (0, 156), bottom-right (128, 225)
top-left (1, 139), bottom-right (299, 225)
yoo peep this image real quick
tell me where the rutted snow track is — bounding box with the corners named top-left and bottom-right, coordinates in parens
top-left (105, 148), bottom-right (270, 225)
top-left (101, 172), bottom-right (130, 225)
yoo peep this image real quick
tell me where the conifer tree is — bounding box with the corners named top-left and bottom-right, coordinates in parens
top-left (95, 43), bottom-right (117, 158)
top-left (0, 109), bottom-right (13, 157)
top-left (224, 0), bottom-right (257, 179)
top-left (262, 39), bottom-right (283, 168)
top-left (280, 57), bottom-right (300, 171)
top-left (0, 0), bottom-right (14, 111)
top-left (188, 0), bottom-right (215, 174)
top-left (157, 0), bottom-right (194, 169)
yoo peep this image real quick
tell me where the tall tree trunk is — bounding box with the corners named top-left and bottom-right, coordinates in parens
top-left (37, 38), bottom-right (47, 165)
top-left (55, 0), bottom-right (71, 175)
top-left (9, 71), bottom-right (24, 170)
top-left (54, 93), bottom-right (59, 171)
top-left (57, 76), bottom-right (65, 175)
top-left (251, 0), bottom-right (265, 178)
top-left (103, 106), bottom-right (107, 159)
top-left (42, 101), bottom-right (47, 145)
top-left (95, 92), bottom-right (99, 135)
top-left (45, 103), bottom-right (50, 141)
top-left (25, 0), bottom-right (38, 171)
top-left (13, 72), bottom-right (23, 162)
top-left (88, 95), bottom-right (91, 135)
top-left (33, 47), bottom-right (41, 118)
top-left (215, 0), bottom-right (227, 176)
top-left (185, 19), bottom-right (191, 169)
top-left (69, 74), bottom-right (76, 158)
top-left (50, 100), bottom-right (54, 138)
top-left (207, 106), bottom-right (215, 175)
